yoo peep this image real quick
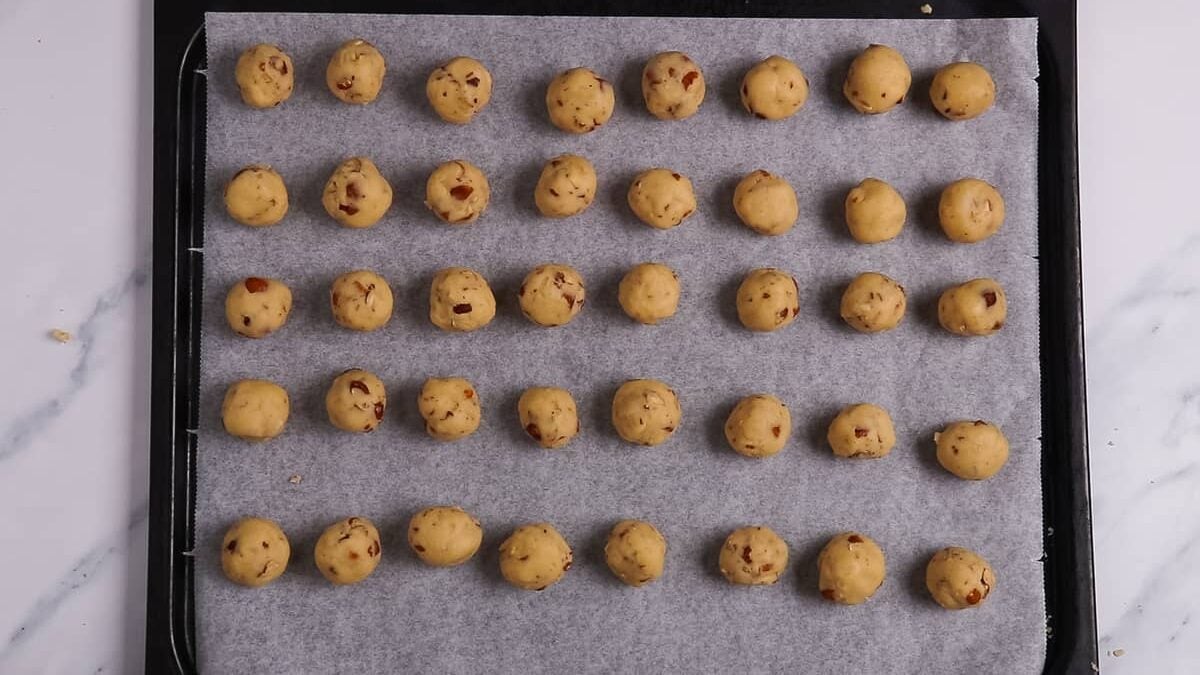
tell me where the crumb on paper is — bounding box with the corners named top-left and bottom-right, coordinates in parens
top-left (49, 329), bottom-right (71, 343)
top-left (288, 474), bottom-right (303, 485)
top-left (920, 3), bottom-right (933, 14)
top-left (1112, 649), bottom-right (1126, 657)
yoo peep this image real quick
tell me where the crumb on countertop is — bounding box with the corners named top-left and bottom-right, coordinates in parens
top-left (920, 3), bottom-right (933, 14)
top-left (49, 329), bottom-right (72, 343)
top-left (288, 474), bottom-right (302, 485)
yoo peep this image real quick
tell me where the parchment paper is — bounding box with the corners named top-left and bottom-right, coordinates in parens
top-left (198, 13), bottom-right (1042, 674)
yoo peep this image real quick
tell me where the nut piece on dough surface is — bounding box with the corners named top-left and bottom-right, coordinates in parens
top-left (939, 178), bottom-right (1005, 243)
top-left (618, 263), bottom-right (680, 325)
top-left (325, 368), bottom-right (386, 433)
top-left (641, 51), bottom-right (706, 120)
top-left (499, 523), bottom-right (573, 591)
top-left (930, 62), bottom-right (996, 121)
top-left (326, 39), bottom-right (386, 104)
top-left (840, 272), bottom-right (906, 333)
top-left (518, 387), bottom-right (580, 449)
top-left (937, 278), bottom-right (1007, 336)
top-left (534, 154), bottom-right (597, 218)
top-left (314, 516), bottom-right (382, 585)
top-left (407, 506), bottom-right (483, 567)
top-left (724, 394), bottom-right (791, 458)
top-left (221, 517), bottom-right (290, 587)
top-left (611, 379), bottom-right (682, 446)
top-left (844, 178), bottom-right (905, 243)
top-left (425, 160), bottom-right (491, 225)
top-left (330, 269), bottom-right (393, 332)
top-left (418, 377), bottom-right (481, 441)
top-left (604, 519), bottom-right (667, 587)
top-left (518, 264), bottom-right (586, 327)
top-left (225, 164), bottom-right (289, 227)
top-left (827, 403), bottom-right (896, 458)
top-left (627, 168), bottom-right (697, 230)
top-left (935, 420), bottom-right (1010, 480)
top-left (740, 55), bottom-right (809, 120)
top-left (546, 67), bottom-right (614, 134)
top-left (925, 546), bottom-right (996, 609)
top-left (426, 56), bottom-right (493, 124)
top-left (221, 379), bottom-right (289, 441)
top-left (429, 267), bottom-right (496, 332)
top-left (843, 44), bottom-right (911, 114)
top-left (733, 169), bottom-right (798, 236)
top-left (225, 276), bottom-right (292, 339)
top-left (234, 44), bottom-right (294, 109)
top-left (817, 532), bottom-right (886, 605)
top-left (719, 526), bottom-right (789, 585)
top-left (321, 157), bottom-right (393, 229)
top-left (736, 268), bottom-right (800, 332)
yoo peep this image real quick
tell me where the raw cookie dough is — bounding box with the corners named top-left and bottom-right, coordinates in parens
top-left (225, 276), bottom-right (292, 338)
top-left (325, 368), bottom-right (387, 433)
top-left (534, 154), bottom-right (597, 218)
top-left (719, 526), bottom-right (789, 585)
top-left (736, 268), bottom-right (800, 332)
top-left (937, 278), bottom-right (1007, 336)
top-left (817, 532), bottom-right (886, 605)
top-left (545, 67), bottom-right (614, 134)
top-left (827, 403), bottom-right (896, 458)
top-left (234, 44), bottom-right (294, 109)
top-left (330, 269), bottom-right (393, 331)
top-left (425, 56), bottom-right (493, 124)
top-left (224, 164), bottom-right (288, 227)
top-left (407, 506), bottom-right (483, 567)
top-left (425, 160), bottom-right (490, 224)
top-left (839, 272), bottom-right (906, 333)
top-left (314, 516), bottom-right (382, 585)
top-left (724, 394), bottom-right (791, 458)
top-left (939, 178), bottom-right (1005, 243)
top-left (740, 55), bottom-right (809, 120)
top-left (326, 39), bottom-right (386, 104)
top-left (935, 420), bottom-right (1010, 480)
top-left (518, 264), bottom-right (586, 327)
top-left (618, 263), bottom-right (680, 325)
top-left (221, 517), bottom-right (290, 587)
top-left (221, 379), bottom-right (289, 441)
top-left (627, 168), bottom-right (696, 229)
top-left (429, 267), bottom-right (496, 332)
top-left (418, 377), bottom-right (481, 441)
top-left (611, 379), bottom-right (682, 446)
top-left (641, 51), bottom-right (706, 120)
top-left (518, 387), bottom-right (580, 449)
top-left (498, 523), bottom-right (573, 591)
top-left (931, 62), bottom-right (996, 121)
top-left (843, 44), bottom-right (911, 114)
top-left (925, 546), bottom-right (996, 610)
top-left (321, 157), bottom-right (393, 228)
top-left (604, 519), bottom-right (667, 587)
top-left (733, 169), bottom-right (799, 236)
top-left (844, 178), bottom-right (905, 243)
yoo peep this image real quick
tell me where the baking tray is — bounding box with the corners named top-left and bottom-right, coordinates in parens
top-left (148, 0), bottom-right (1092, 672)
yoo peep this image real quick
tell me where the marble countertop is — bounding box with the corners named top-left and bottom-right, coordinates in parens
top-left (0, 1), bottom-right (1195, 673)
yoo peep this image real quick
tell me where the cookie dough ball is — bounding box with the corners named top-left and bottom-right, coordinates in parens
top-left (827, 403), bottom-right (896, 458)
top-left (234, 44), bottom-right (294, 109)
top-left (627, 168), bottom-right (696, 229)
top-left (325, 368), bottom-right (386, 433)
top-left (498, 523), bottom-right (573, 591)
top-left (546, 67), bottom-right (614, 134)
top-left (724, 394), bottom-right (791, 458)
top-left (719, 526), bottom-right (789, 585)
top-left (641, 51), bottom-right (705, 120)
top-left (935, 420), bottom-right (1010, 480)
top-left (840, 272), bottom-right (906, 333)
top-left (817, 532), bottom-right (886, 605)
top-left (221, 379), bottom-right (289, 441)
top-left (925, 547), bottom-right (996, 610)
top-left (611, 379), bottom-right (682, 446)
top-left (326, 39), bottom-right (386, 104)
top-left (736, 268), bottom-right (800, 332)
top-left (741, 55), bottom-right (809, 120)
top-left (425, 160), bottom-right (490, 225)
top-left (938, 278), bottom-right (1007, 336)
top-left (518, 264), bottom-right (585, 327)
top-left (604, 520), bottom-right (667, 587)
top-left (425, 56), bottom-right (493, 124)
top-left (418, 377), bottom-right (481, 441)
top-left (314, 516), bottom-right (382, 585)
top-left (321, 157), bottom-right (393, 229)
top-left (939, 178), bottom-right (1005, 243)
top-left (844, 178), bottom-right (905, 243)
top-left (534, 154), bottom-right (597, 218)
top-left (407, 506), bottom-right (483, 567)
top-left (330, 269), bottom-right (393, 331)
top-left (618, 263), bottom-right (680, 325)
top-left (518, 387), bottom-right (580, 449)
top-left (429, 267), bottom-right (496, 332)
top-left (224, 164), bottom-right (289, 227)
top-left (733, 170), bottom-right (799, 236)
top-left (221, 517), bottom-right (290, 587)
top-left (931, 62), bottom-right (996, 121)
top-left (843, 44), bottom-right (911, 114)
top-left (225, 276), bottom-right (292, 338)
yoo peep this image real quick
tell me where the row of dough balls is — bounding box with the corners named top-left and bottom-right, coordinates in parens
top-left (237, 41), bottom-right (997, 124)
top-left (226, 158), bottom-right (1007, 243)
top-left (222, 377), bottom-right (1009, 481)
top-left (222, 513), bottom-right (996, 610)
top-left (227, 269), bottom-right (1009, 337)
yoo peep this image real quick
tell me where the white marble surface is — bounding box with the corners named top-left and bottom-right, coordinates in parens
top-left (0, 0), bottom-right (1194, 673)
